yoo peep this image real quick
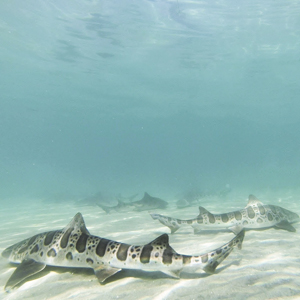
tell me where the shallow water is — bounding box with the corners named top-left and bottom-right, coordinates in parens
top-left (1, 0), bottom-right (300, 299)
top-left (1, 191), bottom-right (300, 299)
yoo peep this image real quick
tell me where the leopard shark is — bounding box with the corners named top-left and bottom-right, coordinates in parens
top-left (2, 212), bottom-right (244, 292)
top-left (150, 195), bottom-right (299, 234)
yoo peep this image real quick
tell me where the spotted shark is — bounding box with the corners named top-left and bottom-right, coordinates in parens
top-left (150, 195), bottom-right (299, 234)
top-left (2, 212), bottom-right (244, 291)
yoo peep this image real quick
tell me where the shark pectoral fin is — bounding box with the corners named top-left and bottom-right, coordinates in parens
top-left (275, 220), bottom-right (296, 232)
top-left (161, 269), bottom-right (181, 279)
top-left (229, 225), bottom-right (244, 235)
top-left (94, 266), bottom-right (121, 283)
top-left (5, 259), bottom-right (46, 292)
top-left (169, 226), bottom-right (180, 234)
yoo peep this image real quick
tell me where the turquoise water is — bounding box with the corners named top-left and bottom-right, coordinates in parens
top-left (1, 0), bottom-right (300, 200)
top-left (1, 1), bottom-right (300, 298)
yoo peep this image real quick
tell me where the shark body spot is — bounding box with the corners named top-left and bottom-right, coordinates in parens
top-left (201, 254), bottom-right (208, 263)
top-left (30, 244), bottom-right (39, 254)
top-left (117, 243), bottom-right (130, 261)
top-left (268, 213), bottom-right (273, 221)
top-left (140, 245), bottom-right (153, 264)
top-left (66, 252), bottom-right (73, 260)
top-left (44, 231), bottom-right (58, 246)
top-left (208, 213), bottom-right (215, 223)
top-left (60, 228), bottom-right (73, 248)
top-left (197, 217), bottom-right (203, 224)
top-left (182, 255), bottom-right (191, 264)
top-left (216, 248), bottom-right (222, 255)
top-left (76, 233), bottom-right (88, 253)
top-left (96, 238), bottom-right (110, 257)
top-left (47, 248), bottom-right (57, 257)
top-left (234, 211), bottom-right (242, 221)
top-left (258, 204), bottom-right (266, 215)
top-left (247, 206), bottom-right (255, 219)
top-left (221, 214), bottom-right (229, 223)
top-left (86, 258), bottom-right (94, 264)
top-left (162, 249), bottom-right (173, 265)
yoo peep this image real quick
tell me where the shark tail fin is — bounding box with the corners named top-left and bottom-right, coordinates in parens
top-left (203, 229), bottom-right (245, 274)
top-left (97, 203), bottom-right (113, 214)
top-left (150, 213), bottom-right (180, 234)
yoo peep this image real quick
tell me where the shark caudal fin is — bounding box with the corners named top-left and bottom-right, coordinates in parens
top-left (203, 229), bottom-right (245, 274)
top-left (97, 203), bottom-right (114, 214)
top-left (150, 213), bottom-right (180, 234)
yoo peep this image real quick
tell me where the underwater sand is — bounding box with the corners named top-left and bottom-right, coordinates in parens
top-left (1, 192), bottom-right (300, 300)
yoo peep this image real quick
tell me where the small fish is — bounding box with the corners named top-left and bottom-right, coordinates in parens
top-left (150, 195), bottom-right (299, 234)
top-left (2, 213), bottom-right (244, 291)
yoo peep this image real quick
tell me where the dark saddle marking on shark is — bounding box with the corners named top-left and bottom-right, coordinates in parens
top-left (2, 213), bottom-right (244, 291)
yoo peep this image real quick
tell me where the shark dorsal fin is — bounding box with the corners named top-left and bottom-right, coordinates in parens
top-left (198, 206), bottom-right (212, 215)
top-left (143, 192), bottom-right (151, 200)
top-left (64, 213), bottom-right (90, 235)
top-left (149, 233), bottom-right (169, 245)
top-left (246, 194), bottom-right (263, 206)
top-left (149, 233), bottom-right (177, 254)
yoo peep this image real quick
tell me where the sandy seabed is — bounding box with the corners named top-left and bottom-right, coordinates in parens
top-left (0, 191), bottom-right (300, 300)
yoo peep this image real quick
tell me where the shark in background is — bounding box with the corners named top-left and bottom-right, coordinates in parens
top-left (75, 192), bottom-right (139, 207)
top-left (150, 195), bottom-right (299, 234)
top-left (97, 192), bottom-right (168, 213)
top-left (175, 185), bottom-right (232, 209)
top-left (2, 212), bottom-right (244, 292)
